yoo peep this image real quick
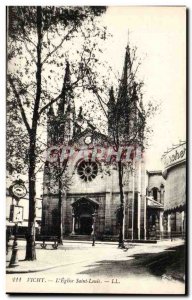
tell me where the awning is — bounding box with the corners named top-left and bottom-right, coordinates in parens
top-left (147, 196), bottom-right (164, 210)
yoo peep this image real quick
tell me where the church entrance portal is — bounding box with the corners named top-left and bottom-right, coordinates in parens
top-left (71, 197), bottom-right (99, 235)
top-left (80, 216), bottom-right (92, 235)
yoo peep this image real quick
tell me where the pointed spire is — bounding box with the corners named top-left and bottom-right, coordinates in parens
top-left (61, 61), bottom-right (70, 96)
top-left (123, 44), bottom-right (131, 83)
top-left (115, 45), bottom-right (134, 138)
top-left (108, 86), bottom-right (115, 109)
top-left (117, 44), bottom-right (131, 106)
top-left (58, 61), bottom-right (73, 116)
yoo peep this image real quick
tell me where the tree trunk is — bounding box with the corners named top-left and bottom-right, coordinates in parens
top-left (25, 6), bottom-right (42, 260)
top-left (118, 160), bottom-right (125, 248)
top-left (25, 137), bottom-right (37, 260)
top-left (58, 176), bottom-right (63, 244)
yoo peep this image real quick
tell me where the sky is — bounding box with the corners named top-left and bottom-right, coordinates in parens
top-left (101, 6), bottom-right (186, 170)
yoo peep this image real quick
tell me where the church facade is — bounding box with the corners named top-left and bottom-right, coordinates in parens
top-left (41, 48), bottom-right (147, 241)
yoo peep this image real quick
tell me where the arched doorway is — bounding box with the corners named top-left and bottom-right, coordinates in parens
top-left (71, 198), bottom-right (99, 235)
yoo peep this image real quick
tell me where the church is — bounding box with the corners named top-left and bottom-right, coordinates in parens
top-left (41, 47), bottom-right (147, 241)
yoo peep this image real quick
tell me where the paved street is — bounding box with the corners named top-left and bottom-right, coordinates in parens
top-left (6, 239), bottom-right (185, 294)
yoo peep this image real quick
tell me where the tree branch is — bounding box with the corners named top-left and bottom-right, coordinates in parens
top-left (38, 94), bottom-right (61, 116)
top-left (25, 35), bottom-right (37, 48)
top-left (8, 75), bottom-right (31, 134)
top-left (42, 25), bottom-right (76, 65)
top-left (34, 162), bottom-right (44, 175)
top-left (32, 6), bottom-right (42, 130)
top-left (23, 38), bottom-right (36, 64)
top-left (93, 90), bottom-right (108, 118)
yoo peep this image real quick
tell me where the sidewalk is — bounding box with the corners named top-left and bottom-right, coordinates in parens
top-left (6, 239), bottom-right (185, 274)
top-left (6, 240), bottom-right (117, 274)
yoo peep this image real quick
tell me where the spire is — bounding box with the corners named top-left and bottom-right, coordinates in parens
top-left (108, 86), bottom-right (116, 136)
top-left (118, 44), bottom-right (131, 103)
top-left (115, 44), bottom-right (132, 125)
top-left (61, 61), bottom-right (70, 96)
top-left (57, 61), bottom-right (74, 116)
top-left (108, 86), bottom-right (115, 110)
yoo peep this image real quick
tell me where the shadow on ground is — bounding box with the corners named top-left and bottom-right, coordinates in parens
top-left (78, 245), bottom-right (185, 282)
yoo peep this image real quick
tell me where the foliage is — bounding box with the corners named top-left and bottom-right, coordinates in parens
top-left (7, 6), bottom-right (108, 260)
top-left (7, 6), bottom-right (107, 176)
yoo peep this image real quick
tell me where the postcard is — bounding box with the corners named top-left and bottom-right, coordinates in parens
top-left (6, 6), bottom-right (186, 294)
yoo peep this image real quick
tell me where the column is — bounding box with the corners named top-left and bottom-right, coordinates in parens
top-left (140, 157), bottom-right (146, 240)
top-left (144, 197), bottom-right (147, 240)
top-left (123, 193), bottom-right (128, 239)
top-left (124, 169), bottom-right (131, 239)
top-left (92, 209), bottom-right (96, 246)
top-left (159, 211), bottom-right (164, 239)
top-left (122, 198), bottom-right (125, 241)
top-left (167, 214), bottom-right (171, 239)
top-left (160, 185), bottom-right (164, 205)
top-left (104, 191), bottom-right (112, 234)
top-left (181, 211), bottom-right (185, 239)
top-left (137, 194), bottom-right (141, 240)
top-left (71, 213), bottom-right (75, 235)
top-left (131, 167), bottom-right (135, 240)
top-left (137, 160), bottom-right (141, 240)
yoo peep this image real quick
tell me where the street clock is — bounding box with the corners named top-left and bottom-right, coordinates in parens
top-left (10, 181), bottom-right (27, 200)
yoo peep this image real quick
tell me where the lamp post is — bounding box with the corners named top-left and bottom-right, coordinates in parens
top-left (8, 180), bottom-right (26, 268)
top-left (9, 223), bottom-right (19, 267)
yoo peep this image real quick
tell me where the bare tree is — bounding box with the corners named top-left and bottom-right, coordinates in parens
top-left (7, 6), bottom-right (107, 260)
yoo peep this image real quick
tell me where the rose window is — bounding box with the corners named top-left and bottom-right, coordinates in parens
top-left (77, 161), bottom-right (98, 182)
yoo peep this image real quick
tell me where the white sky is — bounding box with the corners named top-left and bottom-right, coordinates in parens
top-left (101, 6), bottom-right (186, 170)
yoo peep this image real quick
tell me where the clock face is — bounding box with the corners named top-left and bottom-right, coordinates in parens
top-left (12, 183), bottom-right (27, 199)
top-left (84, 136), bottom-right (92, 145)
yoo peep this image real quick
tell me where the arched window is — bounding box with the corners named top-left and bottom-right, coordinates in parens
top-left (152, 187), bottom-right (159, 201)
